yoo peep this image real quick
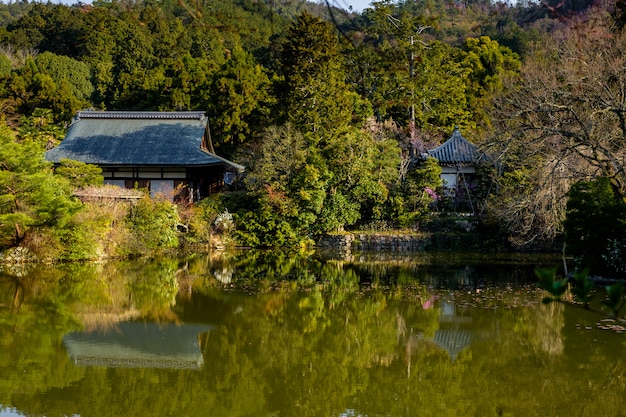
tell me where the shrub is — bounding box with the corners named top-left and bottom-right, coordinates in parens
top-left (124, 197), bottom-right (180, 254)
top-left (181, 195), bottom-right (236, 247)
top-left (56, 202), bottom-right (119, 261)
top-left (388, 157), bottom-right (442, 228)
top-left (233, 209), bottom-right (301, 248)
top-left (564, 177), bottom-right (626, 277)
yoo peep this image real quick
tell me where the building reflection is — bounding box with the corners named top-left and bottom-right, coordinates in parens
top-left (432, 298), bottom-right (473, 361)
top-left (63, 322), bottom-right (212, 370)
top-left (411, 297), bottom-right (473, 363)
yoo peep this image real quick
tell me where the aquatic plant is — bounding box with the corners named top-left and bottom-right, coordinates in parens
top-left (602, 282), bottom-right (626, 319)
top-left (570, 268), bottom-right (594, 309)
top-left (535, 266), bottom-right (568, 304)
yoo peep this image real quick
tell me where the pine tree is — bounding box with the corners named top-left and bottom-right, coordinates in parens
top-left (277, 11), bottom-right (359, 148)
top-left (0, 124), bottom-right (79, 247)
top-left (208, 44), bottom-right (274, 156)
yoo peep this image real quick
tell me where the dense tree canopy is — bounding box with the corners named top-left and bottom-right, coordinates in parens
top-left (207, 43), bottom-right (274, 155)
top-left (0, 0), bottom-right (621, 252)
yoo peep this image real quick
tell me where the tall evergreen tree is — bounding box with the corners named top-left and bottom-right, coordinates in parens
top-left (207, 44), bottom-right (274, 156)
top-left (276, 11), bottom-right (361, 148)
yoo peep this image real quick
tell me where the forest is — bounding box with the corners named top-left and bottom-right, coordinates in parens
top-left (0, 0), bottom-right (626, 277)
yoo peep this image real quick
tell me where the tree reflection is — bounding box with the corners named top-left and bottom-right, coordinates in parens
top-left (1, 250), bottom-right (624, 417)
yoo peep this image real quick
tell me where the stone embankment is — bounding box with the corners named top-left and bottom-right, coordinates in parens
top-left (315, 216), bottom-right (510, 254)
top-left (316, 218), bottom-right (483, 252)
top-left (0, 246), bottom-right (36, 264)
top-left (317, 233), bottom-right (430, 252)
top-left (0, 246), bottom-right (38, 276)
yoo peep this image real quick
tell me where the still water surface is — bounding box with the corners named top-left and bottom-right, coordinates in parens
top-left (1, 250), bottom-right (625, 417)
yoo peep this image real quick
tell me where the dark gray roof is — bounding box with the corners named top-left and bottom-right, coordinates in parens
top-left (45, 111), bottom-right (243, 171)
top-left (426, 128), bottom-right (477, 165)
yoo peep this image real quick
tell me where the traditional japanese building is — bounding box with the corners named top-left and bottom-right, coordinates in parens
top-left (424, 127), bottom-right (478, 191)
top-left (45, 111), bottom-right (244, 201)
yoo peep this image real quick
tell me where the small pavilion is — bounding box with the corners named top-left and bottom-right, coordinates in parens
top-left (423, 127), bottom-right (478, 212)
top-left (424, 127), bottom-right (477, 191)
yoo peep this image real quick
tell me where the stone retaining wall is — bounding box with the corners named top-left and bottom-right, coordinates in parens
top-left (317, 233), bottom-right (430, 252)
top-left (0, 247), bottom-right (37, 276)
top-left (0, 246), bottom-right (36, 264)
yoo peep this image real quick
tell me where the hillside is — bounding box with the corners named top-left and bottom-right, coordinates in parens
top-left (0, 0), bottom-right (625, 268)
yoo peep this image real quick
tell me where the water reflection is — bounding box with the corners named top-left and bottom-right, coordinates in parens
top-left (2, 250), bottom-right (625, 417)
top-left (429, 298), bottom-right (473, 361)
top-left (63, 322), bottom-right (212, 369)
top-left (0, 406), bottom-right (25, 417)
top-left (319, 250), bottom-right (556, 290)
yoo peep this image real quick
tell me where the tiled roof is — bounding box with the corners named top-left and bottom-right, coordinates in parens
top-left (426, 128), bottom-right (477, 165)
top-left (76, 111), bottom-right (206, 120)
top-left (45, 111), bottom-right (243, 171)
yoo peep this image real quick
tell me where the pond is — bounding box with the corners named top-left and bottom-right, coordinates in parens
top-left (1, 250), bottom-right (625, 417)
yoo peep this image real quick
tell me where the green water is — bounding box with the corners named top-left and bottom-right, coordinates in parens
top-left (1, 251), bottom-right (625, 417)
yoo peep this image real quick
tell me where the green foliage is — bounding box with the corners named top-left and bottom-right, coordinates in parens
top-left (319, 191), bottom-right (361, 233)
top-left (319, 127), bottom-right (400, 230)
top-left (413, 41), bottom-right (473, 130)
top-left (458, 36), bottom-right (521, 130)
top-left (237, 117), bottom-right (402, 244)
top-left (55, 223), bottom-right (104, 262)
top-left (17, 108), bottom-right (65, 149)
top-left (235, 12), bottom-right (403, 243)
top-left (602, 282), bottom-right (626, 318)
top-left (349, 5), bottom-right (485, 132)
top-left (277, 12), bottom-right (361, 144)
top-left (207, 44), bottom-right (273, 156)
top-left (1, 54), bottom-right (90, 122)
top-left (570, 268), bottom-right (594, 308)
top-left (0, 124), bottom-right (79, 248)
top-left (124, 197), bottom-right (180, 253)
top-left (233, 208), bottom-right (302, 247)
top-left (391, 157), bottom-right (442, 227)
top-left (564, 177), bottom-right (626, 277)
top-left (183, 199), bottom-right (219, 246)
top-left (50, 200), bottom-right (125, 261)
top-left (181, 195), bottom-right (237, 247)
top-left (55, 159), bottom-right (103, 189)
top-left (35, 51), bottom-right (94, 102)
top-left (0, 53), bottom-right (11, 77)
top-left (460, 36), bottom-right (521, 99)
top-left (0, 1), bottom-right (32, 27)
top-left (240, 124), bottom-right (327, 243)
top-left (6, 4), bottom-right (86, 56)
top-left (535, 266), bottom-right (568, 303)
top-left (77, 8), bottom-right (120, 105)
top-left (480, 17), bottom-right (540, 57)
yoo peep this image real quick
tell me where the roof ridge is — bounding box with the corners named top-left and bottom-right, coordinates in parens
top-left (76, 111), bottom-right (206, 120)
top-left (426, 128), bottom-right (477, 164)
